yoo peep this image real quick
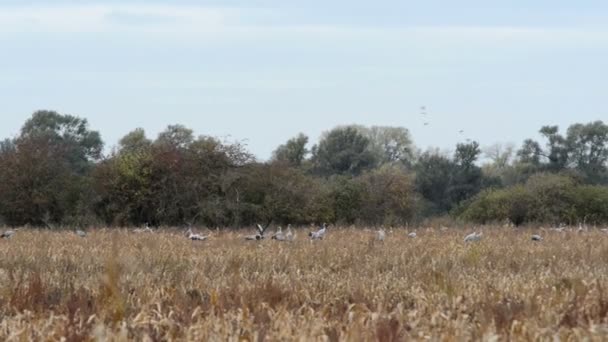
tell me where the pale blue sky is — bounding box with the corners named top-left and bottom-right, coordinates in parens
top-left (1, 1), bottom-right (607, 159)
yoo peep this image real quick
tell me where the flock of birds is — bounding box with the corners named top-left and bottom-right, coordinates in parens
top-left (420, 106), bottom-right (471, 142)
top-left (0, 222), bottom-right (602, 243)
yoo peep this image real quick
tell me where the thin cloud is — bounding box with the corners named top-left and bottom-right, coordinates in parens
top-left (0, 4), bottom-right (238, 33)
top-left (0, 3), bottom-right (607, 49)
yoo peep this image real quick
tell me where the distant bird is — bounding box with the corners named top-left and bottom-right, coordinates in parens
top-left (134, 223), bottom-right (153, 233)
top-left (309, 223), bottom-right (327, 240)
top-left (75, 230), bottom-right (86, 237)
top-left (459, 130), bottom-right (464, 134)
top-left (186, 228), bottom-right (208, 241)
top-left (245, 223), bottom-right (269, 241)
top-left (464, 231), bottom-right (482, 243)
top-left (531, 234), bottom-right (543, 242)
top-left (423, 122), bottom-right (429, 126)
top-left (577, 223), bottom-right (587, 233)
top-left (0, 230), bottom-right (16, 239)
top-left (376, 229), bottom-right (386, 241)
top-left (271, 226), bottom-right (286, 241)
top-left (285, 225), bottom-right (296, 242)
top-left (408, 232), bottom-right (417, 238)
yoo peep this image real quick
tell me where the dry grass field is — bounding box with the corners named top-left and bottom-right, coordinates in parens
top-left (1, 226), bottom-right (608, 341)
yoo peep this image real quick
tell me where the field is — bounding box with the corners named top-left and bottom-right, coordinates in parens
top-left (1, 227), bottom-right (608, 341)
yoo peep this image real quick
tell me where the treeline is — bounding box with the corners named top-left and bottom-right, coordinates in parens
top-left (0, 110), bottom-right (607, 228)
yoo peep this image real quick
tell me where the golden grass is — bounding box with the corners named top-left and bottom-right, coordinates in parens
top-left (1, 227), bottom-right (608, 341)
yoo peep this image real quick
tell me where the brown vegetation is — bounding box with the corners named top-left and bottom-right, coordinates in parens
top-left (1, 227), bottom-right (608, 340)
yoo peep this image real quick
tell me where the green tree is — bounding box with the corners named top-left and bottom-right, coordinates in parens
top-left (21, 110), bottom-right (103, 173)
top-left (449, 141), bottom-right (485, 205)
top-left (312, 127), bottom-right (377, 176)
top-left (414, 150), bottom-right (454, 213)
top-left (119, 128), bottom-right (152, 154)
top-left (272, 133), bottom-right (309, 167)
top-left (566, 121), bottom-right (608, 183)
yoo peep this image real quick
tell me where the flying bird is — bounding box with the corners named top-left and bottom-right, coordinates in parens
top-left (245, 222), bottom-right (270, 241)
top-left (531, 234), bottom-right (543, 242)
top-left (75, 230), bottom-right (86, 237)
top-left (408, 232), bottom-right (417, 238)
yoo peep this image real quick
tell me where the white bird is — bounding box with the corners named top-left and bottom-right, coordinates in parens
top-left (75, 230), bottom-right (86, 237)
top-left (309, 223), bottom-right (327, 240)
top-left (531, 234), bottom-right (543, 242)
top-left (1, 230), bottom-right (16, 239)
top-left (134, 223), bottom-right (153, 233)
top-left (245, 223), bottom-right (269, 241)
top-left (577, 223), bottom-right (586, 233)
top-left (464, 231), bottom-right (482, 243)
top-left (376, 229), bottom-right (386, 241)
top-left (271, 226), bottom-right (286, 241)
top-left (285, 225), bottom-right (296, 241)
top-left (186, 228), bottom-right (208, 241)
top-left (408, 232), bottom-right (417, 238)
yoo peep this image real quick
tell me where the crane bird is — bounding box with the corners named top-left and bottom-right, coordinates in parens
top-left (309, 223), bottom-right (327, 240)
top-left (1, 229), bottom-right (16, 239)
top-left (464, 231), bottom-right (482, 243)
top-left (134, 223), bottom-right (153, 233)
top-left (245, 222), bottom-right (270, 241)
top-left (376, 229), bottom-right (386, 241)
top-left (271, 226), bottom-right (284, 240)
top-left (285, 225), bottom-right (296, 242)
top-left (531, 234), bottom-right (543, 242)
top-left (408, 232), bottom-right (417, 238)
top-left (75, 230), bottom-right (86, 237)
top-left (186, 228), bottom-right (208, 241)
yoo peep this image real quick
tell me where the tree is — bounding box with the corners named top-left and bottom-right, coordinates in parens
top-left (414, 150), bottom-right (454, 213)
top-left (312, 127), bottom-right (377, 176)
top-left (0, 110), bottom-right (103, 226)
top-left (355, 125), bottom-right (414, 166)
top-left (155, 124), bottom-right (194, 149)
top-left (357, 165), bottom-right (419, 225)
top-left (272, 133), bottom-right (309, 167)
top-left (119, 128), bottom-right (151, 154)
top-left (517, 139), bottom-right (542, 166)
top-left (539, 125), bottom-right (569, 172)
top-left (484, 143), bottom-right (515, 169)
top-left (20, 110), bottom-right (103, 173)
top-left (449, 142), bottom-right (485, 207)
top-left (566, 121), bottom-right (608, 183)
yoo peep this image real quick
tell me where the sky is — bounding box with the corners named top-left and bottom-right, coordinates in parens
top-left (1, 1), bottom-right (607, 159)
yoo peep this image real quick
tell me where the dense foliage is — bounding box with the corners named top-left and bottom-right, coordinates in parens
top-left (0, 111), bottom-right (607, 227)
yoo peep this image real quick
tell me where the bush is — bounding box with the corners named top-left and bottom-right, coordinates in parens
top-left (460, 173), bottom-right (608, 225)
